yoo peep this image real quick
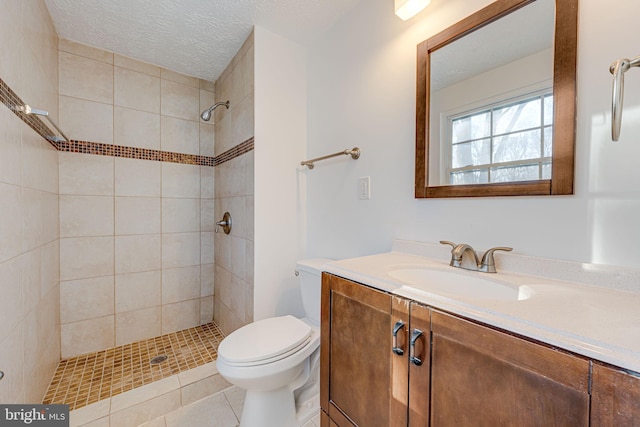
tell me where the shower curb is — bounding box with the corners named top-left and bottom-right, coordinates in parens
top-left (69, 361), bottom-right (233, 427)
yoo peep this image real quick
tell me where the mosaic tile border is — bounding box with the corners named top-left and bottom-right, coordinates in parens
top-left (43, 322), bottom-right (225, 411)
top-left (0, 77), bottom-right (253, 167)
top-left (214, 137), bottom-right (254, 165)
top-left (58, 137), bottom-right (254, 167)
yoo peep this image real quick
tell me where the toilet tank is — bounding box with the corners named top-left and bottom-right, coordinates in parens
top-left (296, 258), bottom-right (331, 326)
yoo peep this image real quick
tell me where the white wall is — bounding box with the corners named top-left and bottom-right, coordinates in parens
top-left (254, 27), bottom-right (308, 320)
top-left (306, 0), bottom-right (640, 271)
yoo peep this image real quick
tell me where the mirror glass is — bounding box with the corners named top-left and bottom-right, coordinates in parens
top-left (415, 0), bottom-right (577, 198)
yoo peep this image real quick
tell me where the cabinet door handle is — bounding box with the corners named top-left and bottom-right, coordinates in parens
top-left (392, 320), bottom-right (406, 356)
top-left (410, 328), bottom-right (424, 366)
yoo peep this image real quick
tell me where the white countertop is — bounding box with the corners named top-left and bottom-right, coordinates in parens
top-left (322, 240), bottom-right (640, 373)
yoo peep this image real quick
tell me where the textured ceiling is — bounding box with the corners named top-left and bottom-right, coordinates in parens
top-left (44, 0), bottom-right (362, 82)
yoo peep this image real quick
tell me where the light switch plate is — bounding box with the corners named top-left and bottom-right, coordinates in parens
top-left (359, 176), bottom-right (371, 200)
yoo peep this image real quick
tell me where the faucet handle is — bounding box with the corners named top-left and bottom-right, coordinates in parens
top-left (439, 240), bottom-right (457, 250)
top-left (479, 247), bottom-right (513, 273)
top-left (440, 241), bottom-right (458, 267)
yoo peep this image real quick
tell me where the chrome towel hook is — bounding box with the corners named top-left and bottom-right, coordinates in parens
top-left (610, 55), bottom-right (640, 141)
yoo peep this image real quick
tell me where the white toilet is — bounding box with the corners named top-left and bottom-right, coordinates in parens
top-left (216, 258), bottom-right (329, 427)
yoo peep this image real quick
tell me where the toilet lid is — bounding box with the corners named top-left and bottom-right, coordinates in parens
top-left (218, 315), bottom-right (312, 364)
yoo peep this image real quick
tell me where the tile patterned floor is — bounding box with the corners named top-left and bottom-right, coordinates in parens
top-left (139, 386), bottom-right (321, 427)
top-left (43, 322), bottom-right (224, 411)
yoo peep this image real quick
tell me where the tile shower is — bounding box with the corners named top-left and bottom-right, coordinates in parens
top-left (212, 35), bottom-right (255, 337)
top-left (0, 0), bottom-right (61, 404)
top-left (56, 38), bottom-right (218, 358)
top-left (44, 323), bottom-right (224, 411)
top-left (0, 0), bottom-right (255, 424)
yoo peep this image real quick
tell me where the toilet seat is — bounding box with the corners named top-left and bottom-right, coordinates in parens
top-left (218, 315), bottom-right (312, 367)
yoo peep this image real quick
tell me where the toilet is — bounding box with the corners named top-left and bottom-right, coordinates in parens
top-left (216, 258), bottom-right (330, 427)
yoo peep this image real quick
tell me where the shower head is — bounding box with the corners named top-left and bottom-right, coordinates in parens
top-left (200, 100), bottom-right (230, 121)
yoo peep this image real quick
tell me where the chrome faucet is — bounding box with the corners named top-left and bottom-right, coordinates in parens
top-left (450, 242), bottom-right (480, 270)
top-left (440, 241), bottom-right (512, 273)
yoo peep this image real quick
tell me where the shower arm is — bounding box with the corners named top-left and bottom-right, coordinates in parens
top-left (205, 101), bottom-right (229, 113)
top-left (610, 55), bottom-right (640, 141)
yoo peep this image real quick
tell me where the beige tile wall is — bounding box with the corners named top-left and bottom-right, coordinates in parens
top-left (214, 32), bottom-right (255, 335)
top-left (0, 0), bottom-right (61, 404)
top-left (57, 39), bottom-right (216, 358)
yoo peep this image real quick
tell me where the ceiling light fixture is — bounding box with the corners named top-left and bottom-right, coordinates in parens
top-left (395, 0), bottom-right (430, 20)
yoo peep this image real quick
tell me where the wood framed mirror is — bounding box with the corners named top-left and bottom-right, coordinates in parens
top-left (415, 0), bottom-right (578, 198)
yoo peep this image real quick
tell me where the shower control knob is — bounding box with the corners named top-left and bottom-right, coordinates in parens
top-left (215, 212), bottom-right (232, 234)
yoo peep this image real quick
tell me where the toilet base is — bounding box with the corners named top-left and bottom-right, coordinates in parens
top-left (296, 392), bottom-right (320, 426)
top-left (240, 386), bottom-right (298, 427)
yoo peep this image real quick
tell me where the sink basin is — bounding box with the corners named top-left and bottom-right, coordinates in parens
top-left (387, 267), bottom-right (531, 301)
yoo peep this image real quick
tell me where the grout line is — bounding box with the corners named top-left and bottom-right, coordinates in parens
top-left (113, 154), bottom-right (116, 348)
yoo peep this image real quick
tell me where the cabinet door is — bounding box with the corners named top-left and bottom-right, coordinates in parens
top-left (391, 296), bottom-right (410, 426)
top-left (430, 310), bottom-right (590, 427)
top-left (592, 362), bottom-right (640, 426)
top-left (321, 273), bottom-right (393, 427)
top-left (320, 410), bottom-right (330, 427)
top-left (408, 302), bottom-right (430, 427)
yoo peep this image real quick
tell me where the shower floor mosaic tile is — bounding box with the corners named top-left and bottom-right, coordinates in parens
top-left (43, 322), bottom-right (224, 411)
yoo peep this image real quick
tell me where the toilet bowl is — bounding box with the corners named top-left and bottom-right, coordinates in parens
top-left (216, 258), bottom-right (330, 427)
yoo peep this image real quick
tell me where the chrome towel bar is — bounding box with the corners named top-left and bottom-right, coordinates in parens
top-left (301, 147), bottom-right (360, 169)
top-left (610, 55), bottom-right (640, 141)
top-left (16, 104), bottom-right (69, 142)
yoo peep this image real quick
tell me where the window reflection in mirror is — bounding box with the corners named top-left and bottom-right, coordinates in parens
top-left (447, 91), bottom-right (553, 185)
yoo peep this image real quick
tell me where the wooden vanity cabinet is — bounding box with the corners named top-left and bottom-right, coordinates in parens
top-left (321, 273), bottom-right (636, 427)
top-left (320, 272), bottom-right (392, 426)
top-left (320, 273), bottom-right (431, 426)
top-left (430, 310), bottom-right (590, 426)
top-left (591, 362), bottom-right (640, 425)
